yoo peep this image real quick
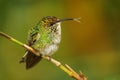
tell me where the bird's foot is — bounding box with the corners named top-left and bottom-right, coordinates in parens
top-left (48, 56), bottom-right (51, 61)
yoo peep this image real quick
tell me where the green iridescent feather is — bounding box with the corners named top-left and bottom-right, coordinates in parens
top-left (28, 21), bottom-right (54, 50)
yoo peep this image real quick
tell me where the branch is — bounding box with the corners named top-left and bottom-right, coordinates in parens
top-left (0, 31), bottom-right (87, 80)
top-left (0, 32), bottom-right (40, 56)
top-left (43, 56), bottom-right (87, 80)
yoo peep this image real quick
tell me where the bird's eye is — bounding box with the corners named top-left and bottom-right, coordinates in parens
top-left (50, 22), bottom-right (54, 26)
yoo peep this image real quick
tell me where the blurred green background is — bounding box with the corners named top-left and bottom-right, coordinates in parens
top-left (0, 0), bottom-right (120, 80)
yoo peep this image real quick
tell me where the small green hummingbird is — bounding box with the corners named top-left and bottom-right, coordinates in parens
top-left (20, 16), bottom-right (80, 69)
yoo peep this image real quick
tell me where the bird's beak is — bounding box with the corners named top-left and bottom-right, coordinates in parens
top-left (56, 18), bottom-right (81, 23)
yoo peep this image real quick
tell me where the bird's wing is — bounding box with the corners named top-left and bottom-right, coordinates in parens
top-left (28, 30), bottom-right (40, 46)
top-left (25, 30), bottom-right (42, 69)
top-left (19, 28), bottom-right (42, 69)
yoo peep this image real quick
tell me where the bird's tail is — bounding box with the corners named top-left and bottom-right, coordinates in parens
top-left (20, 51), bottom-right (42, 69)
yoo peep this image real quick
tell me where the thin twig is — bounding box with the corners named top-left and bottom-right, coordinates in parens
top-left (0, 31), bottom-right (87, 80)
top-left (65, 64), bottom-right (80, 79)
top-left (0, 32), bottom-right (40, 56)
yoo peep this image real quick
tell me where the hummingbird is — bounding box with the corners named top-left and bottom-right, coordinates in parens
top-left (20, 16), bottom-right (80, 69)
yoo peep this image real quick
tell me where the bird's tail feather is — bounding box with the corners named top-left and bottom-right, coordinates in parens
top-left (20, 51), bottom-right (42, 69)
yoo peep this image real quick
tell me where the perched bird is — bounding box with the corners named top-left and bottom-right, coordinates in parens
top-left (20, 16), bottom-right (80, 69)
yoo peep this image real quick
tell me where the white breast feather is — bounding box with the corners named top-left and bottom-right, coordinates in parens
top-left (41, 23), bottom-right (61, 56)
